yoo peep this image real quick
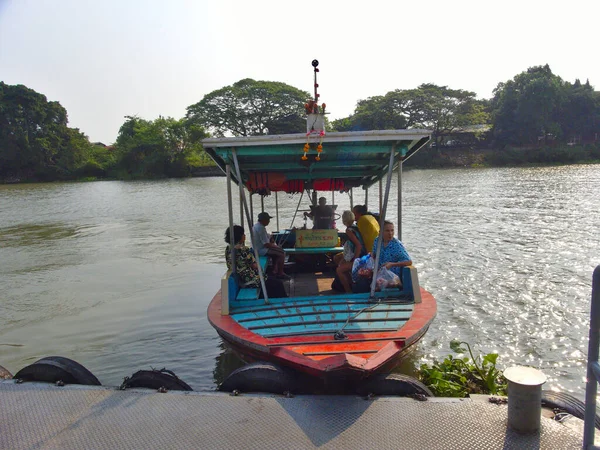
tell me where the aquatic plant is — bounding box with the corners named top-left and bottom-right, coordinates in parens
top-left (417, 340), bottom-right (507, 398)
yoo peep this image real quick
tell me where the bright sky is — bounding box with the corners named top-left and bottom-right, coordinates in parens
top-left (1, 0), bottom-right (598, 144)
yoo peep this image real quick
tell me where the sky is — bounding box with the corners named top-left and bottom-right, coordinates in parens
top-left (1, 0), bottom-right (599, 144)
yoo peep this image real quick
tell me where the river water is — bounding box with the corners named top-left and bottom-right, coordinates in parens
top-left (1, 165), bottom-right (599, 396)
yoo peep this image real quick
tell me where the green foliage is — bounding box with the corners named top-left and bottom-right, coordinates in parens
top-left (331, 84), bottom-right (489, 146)
top-left (0, 82), bottom-right (93, 181)
top-left (186, 78), bottom-right (310, 136)
top-left (113, 115), bottom-right (211, 179)
top-left (417, 340), bottom-right (507, 397)
top-left (490, 65), bottom-right (600, 147)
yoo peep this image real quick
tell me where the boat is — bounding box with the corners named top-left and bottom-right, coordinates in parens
top-left (203, 61), bottom-right (436, 388)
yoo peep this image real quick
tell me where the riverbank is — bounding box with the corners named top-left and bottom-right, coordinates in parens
top-left (3, 144), bottom-right (600, 184)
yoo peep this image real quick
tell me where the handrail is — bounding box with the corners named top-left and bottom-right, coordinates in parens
top-left (583, 265), bottom-right (600, 449)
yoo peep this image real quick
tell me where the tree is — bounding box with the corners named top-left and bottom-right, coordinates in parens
top-left (0, 82), bottom-right (91, 180)
top-left (114, 115), bottom-right (210, 178)
top-left (186, 79), bottom-right (310, 137)
top-left (490, 65), bottom-right (566, 146)
top-left (331, 84), bottom-right (488, 145)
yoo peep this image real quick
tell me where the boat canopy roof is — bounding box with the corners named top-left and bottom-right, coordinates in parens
top-left (202, 129), bottom-right (431, 192)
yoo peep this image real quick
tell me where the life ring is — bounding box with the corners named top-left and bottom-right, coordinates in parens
top-left (120, 368), bottom-right (193, 391)
top-left (13, 356), bottom-right (101, 386)
top-left (356, 373), bottom-right (434, 397)
top-left (219, 362), bottom-right (298, 394)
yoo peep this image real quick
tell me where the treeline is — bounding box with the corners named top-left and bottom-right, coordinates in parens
top-left (2, 64), bottom-right (600, 182)
top-left (0, 83), bottom-right (214, 182)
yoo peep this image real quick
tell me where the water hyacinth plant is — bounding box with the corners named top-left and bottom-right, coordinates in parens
top-left (417, 340), bottom-right (507, 398)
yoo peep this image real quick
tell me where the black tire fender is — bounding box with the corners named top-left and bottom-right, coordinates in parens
top-left (120, 369), bottom-right (193, 391)
top-left (219, 362), bottom-right (298, 394)
top-left (13, 356), bottom-right (101, 385)
top-left (357, 373), bottom-right (434, 397)
top-left (542, 390), bottom-right (600, 430)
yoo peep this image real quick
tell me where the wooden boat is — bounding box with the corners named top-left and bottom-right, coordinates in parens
top-left (203, 63), bottom-right (436, 384)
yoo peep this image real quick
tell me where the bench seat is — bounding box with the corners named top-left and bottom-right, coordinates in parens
top-left (233, 255), bottom-right (269, 301)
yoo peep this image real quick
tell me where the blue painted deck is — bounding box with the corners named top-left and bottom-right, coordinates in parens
top-left (230, 297), bottom-right (414, 338)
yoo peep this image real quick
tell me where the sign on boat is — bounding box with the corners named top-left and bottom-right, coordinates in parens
top-left (203, 61), bottom-right (437, 391)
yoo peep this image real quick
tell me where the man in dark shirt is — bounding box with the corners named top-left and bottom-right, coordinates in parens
top-left (305, 197), bottom-right (334, 229)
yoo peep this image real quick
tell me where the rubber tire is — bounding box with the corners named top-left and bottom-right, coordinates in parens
top-left (121, 370), bottom-right (193, 391)
top-left (541, 390), bottom-right (600, 430)
top-left (0, 364), bottom-right (13, 380)
top-left (357, 373), bottom-right (434, 397)
top-left (219, 362), bottom-right (298, 394)
top-left (13, 356), bottom-right (101, 385)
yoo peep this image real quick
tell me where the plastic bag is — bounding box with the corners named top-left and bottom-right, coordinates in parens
top-left (352, 254), bottom-right (374, 278)
top-left (375, 266), bottom-right (401, 289)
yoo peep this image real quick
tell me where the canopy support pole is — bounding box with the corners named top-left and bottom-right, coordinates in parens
top-left (379, 179), bottom-right (383, 214)
top-left (226, 165), bottom-right (236, 274)
top-left (231, 149), bottom-right (269, 304)
top-left (365, 188), bottom-right (369, 209)
top-left (290, 190), bottom-right (304, 229)
top-left (275, 192), bottom-right (280, 232)
top-left (370, 145), bottom-right (396, 299)
top-left (250, 193), bottom-right (254, 225)
top-left (260, 195), bottom-right (264, 213)
top-left (350, 188), bottom-right (354, 210)
top-left (398, 160), bottom-right (403, 241)
top-left (239, 181), bottom-right (244, 227)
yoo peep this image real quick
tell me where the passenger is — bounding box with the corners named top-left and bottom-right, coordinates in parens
top-left (304, 196), bottom-right (334, 229)
top-left (371, 220), bottom-right (412, 279)
top-left (352, 204), bottom-right (380, 252)
top-left (225, 225), bottom-right (288, 298)
top-left (333, 210), bottom-right (366, 293)
top-left (252, 212), bottom-right (290, 279)
top-left (350, 220), bottom-right (412, 293)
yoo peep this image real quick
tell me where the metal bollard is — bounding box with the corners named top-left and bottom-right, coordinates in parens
top-left (504, 366), bottom-right (547, 433)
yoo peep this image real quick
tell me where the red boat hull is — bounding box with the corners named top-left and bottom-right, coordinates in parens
top-left (208, 288), bottom-right (437, 380)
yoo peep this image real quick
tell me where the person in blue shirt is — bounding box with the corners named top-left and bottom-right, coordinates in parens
top-left (372, 220), bottom-right (412, 279)
top-left (351, 220), bottom-right (411, 291)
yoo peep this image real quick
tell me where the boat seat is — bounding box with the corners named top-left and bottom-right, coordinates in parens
top-left (231, 256), bottom-right (268, 302)
top-left (237, 287), bottom-right (260, 301)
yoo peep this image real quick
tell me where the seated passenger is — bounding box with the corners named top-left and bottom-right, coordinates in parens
top-left (333, 210), bottom-right (365, 293)
top-left (352, 204), bottom-right (379, 252)
top-left (350, 220), bottom-right (412, 292)
top-left (304, 197), bottom-right (334, 229)
top-left (225, 225), bottom-right (288, 298)
top-left (252, 212), bottom-right (290, 279)
top-left (372, 220), bottom-right (412, 279)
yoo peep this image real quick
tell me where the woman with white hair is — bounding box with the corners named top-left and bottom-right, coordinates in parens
top-left (334, 210), bottom-right (365, 293)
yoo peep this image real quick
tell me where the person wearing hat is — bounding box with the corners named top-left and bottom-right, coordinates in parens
top-left (252, 212), bottom-right (290, 279)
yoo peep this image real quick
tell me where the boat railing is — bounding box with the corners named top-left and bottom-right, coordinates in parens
top-left (583, 265), bottom-right (600, 449)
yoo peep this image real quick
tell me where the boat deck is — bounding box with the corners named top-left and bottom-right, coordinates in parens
top-left (289, 271), bottom-right (336, 297)
top-left (0, 381), bottom-right (584, 449)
